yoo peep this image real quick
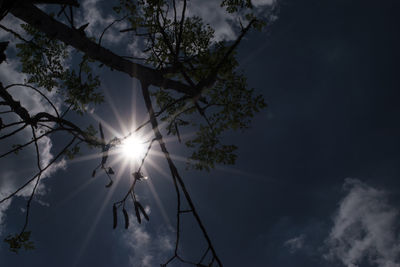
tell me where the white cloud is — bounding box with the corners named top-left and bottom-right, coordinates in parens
top-left (185, 0), bottom-right (237, 42)
top-left (74, 0), bottom-right (277, 57)
top-left (252, 0), bottom-right (276, 7)
top-left (284, 234), bottom-right (306, 253)
top-left (0, 56), bottom-right (66, 233)
top-left (186, 0), bottom-right (278, 42)
top-left (0, 171), bottom-right (17, 234)
top-left (0, 15), bottom-right (26, 41)
top-left (324, 178), bottom-right (400, 267)
top-left (77, 0), bottom-right (128, 45)
top-left (122, 213), bottom-right (173, 267)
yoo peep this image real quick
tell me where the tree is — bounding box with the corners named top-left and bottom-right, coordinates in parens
top-left (0, 0), bottom-right (275, 265)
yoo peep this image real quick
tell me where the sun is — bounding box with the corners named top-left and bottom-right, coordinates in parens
top-left (120, 135), bottom-right (147, 161)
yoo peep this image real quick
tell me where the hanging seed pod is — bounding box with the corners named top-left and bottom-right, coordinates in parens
top-left (134, 202), bottom-right (141, 224)
top-left (99, 123), bottom-right (109, 166)
top-left (105, 180), bottom-right (113, 188)
top-left (112, 204), bottom-right (117, 229)
top-left (99, 123), bottom-right (105, 143)
top-left (123, 208), bottom-right (129, 229)
top-left (136, 202), bottom-right (149, 221)
top-left (175, 122), bottom-right (181, 143)
top-left (101, 145), bottom-right (109, 166)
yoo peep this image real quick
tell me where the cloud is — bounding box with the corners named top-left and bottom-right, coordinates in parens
top-left (77, 0), bottom-right (129, 45)
top-left (0, 54), bottom-right (66, 233)
top-left (253, 0), bottom-right (276, 7)
top-left (73, 0), bottom-right (278, 58)
top-left (0, 171), bottom-right (17, 234)
top-left (122, 212), bottom-right (173, 267)
top-left (185, 0), bottom-right (237, 42)
top-left (185, 0), bottom-right (277, 42)
top-left (0, 14), bottom-right (26, 40)
top-left (324, 178), bottom-right (400, 267)
top-left (284, 234), bottom-right (306, 253)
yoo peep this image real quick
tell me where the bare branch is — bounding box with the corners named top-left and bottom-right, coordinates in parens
top-left (0, 24), bottom-right (30, 43)
top-left (98, 15), bottom-right (128, 46)
top-left (19, 126), bottom-right (43, 234)
top-left (32, 0), bottom-right (79, 7)
top-left (140, 82), bottom-right (223, 266)
top-left (4, 83), bottom-right (60, 118)
top-left (0, 136), bottom-right (76, 205)
top-left (0, 123), bottom-right (28, 140)
top-left (0, 128), bottom-right (61, 159)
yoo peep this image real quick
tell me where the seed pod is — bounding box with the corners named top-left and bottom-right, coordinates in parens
top-left (137, 202), bottom-right (149, 221)
top-left (99, 123), bottom-right (105, 143)
top-left (101, 145), bottom-right (109, 166)
top-left (99, 123), bottom-right (109, 166)
top-left (105, 180), bottom-right (113, 188)
top-left (134, 202), bottom-right (141, 224)
top-left (123, 208), bottom-right (129, 229)
top-left (112, 205), bottom-right (117, 229)
top-left (91, 169), bottom-right (96, 177)
top-left (175, 122), bottom-right (181, 143)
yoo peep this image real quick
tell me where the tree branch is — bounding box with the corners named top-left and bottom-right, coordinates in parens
top-left (140, 81), bottom-right (223, 266)
top-left (0, 136), bottom-right (76, 205)
top-left (10, 3), bottom-right (197, 96)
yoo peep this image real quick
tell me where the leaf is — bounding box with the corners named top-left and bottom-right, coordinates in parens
top-left (91, 169), bottom-right (96, 177)
top-left (105, 180), bottom-right (113, 188)
top-left (123, 208), bottom-right (129, 229)
top-left (108, 167), bottom-right (114, 175)
top-left (112, 205), bottom-right (117, 229)
top-left (136, 202), bottom-right (149, 221)
top-left (134, 202), bottom-right (141, 224)
top-left (3, 231), bottom-right (35, 253)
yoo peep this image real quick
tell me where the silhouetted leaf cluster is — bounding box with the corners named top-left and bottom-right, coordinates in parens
top-left (4, 231), bottom-right (35, 253)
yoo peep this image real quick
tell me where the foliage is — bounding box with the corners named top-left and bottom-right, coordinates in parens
top-left (4, 231), bottom-right (35, 253)
top-left (113, 0), bottom-right (267, 169)
top-left (0, 0), bottom-right (275, 264)
top-left (16, 24), bottom-right (103, 115)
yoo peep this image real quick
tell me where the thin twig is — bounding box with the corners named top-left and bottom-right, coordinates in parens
top-left (0, 123), bottom-right (28, 140)
top-left (98, 15), bottom-right (127, 46)
top-left (140, 82), bottom-right (223, 266)
top-left (0, 24), bottom-right (30, 43)
top-left (19, 126), bottom-right (43, 234)
top-left (5, 83), bottom-right (60, 118)
top-left (0, 137), bottom-right (76, 205)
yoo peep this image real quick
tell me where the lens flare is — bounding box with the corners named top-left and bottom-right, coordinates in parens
top-left (121, 135), bottom-right (146, 161)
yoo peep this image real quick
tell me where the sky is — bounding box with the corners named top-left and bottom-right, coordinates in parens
top-left (1, 0), bottom-right (400, 267)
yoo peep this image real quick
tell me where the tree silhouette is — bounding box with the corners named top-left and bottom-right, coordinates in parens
top-left (0, 0), bottom-right (275, 265)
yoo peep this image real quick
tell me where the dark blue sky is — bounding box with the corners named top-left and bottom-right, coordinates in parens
top-left (1, 0), bottom-right (400, 266)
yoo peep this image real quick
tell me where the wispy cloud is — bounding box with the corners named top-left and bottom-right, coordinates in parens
top-left (185, 0), bottom-right (277, 42)
top-left (77, 0), bottom-right (128, 45)
top-left (324, 178), bottom-right (400, 267)
top-left (284, 234), bottom-right (306, 254)
top-left (253, 0), bottom-right (276, 7)
top-left (122, 212), bottom-right (173, 267)
top-left (0, 53), bottom-right (66, 233)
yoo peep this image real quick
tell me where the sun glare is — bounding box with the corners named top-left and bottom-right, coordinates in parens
top-left (121, 135), bottom-right (147, 161)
